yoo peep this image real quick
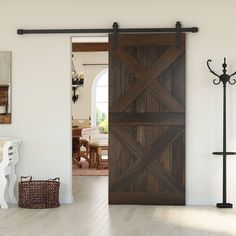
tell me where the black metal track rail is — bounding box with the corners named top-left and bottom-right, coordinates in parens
top-left (17, 21), bottom-right (198, 35)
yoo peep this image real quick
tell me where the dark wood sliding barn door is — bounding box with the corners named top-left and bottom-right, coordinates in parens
top-left (109, 33), bottom-right (185, 205)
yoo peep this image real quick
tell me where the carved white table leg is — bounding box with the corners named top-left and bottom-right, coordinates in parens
top-left (0, 138), bottom-right (21, 208)
top-left (0, 172), bottom-right (8, 208)
top-left (0, 142), bottom-right (10, 208)
top-left (8, 165), bottom-right (17, 203)
top-left (8, 143), bottom-right (19, 204)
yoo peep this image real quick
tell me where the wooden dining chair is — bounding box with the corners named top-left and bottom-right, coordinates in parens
top-left (72, 136), bottom-right (82, 168)
top-left (89, 140), bottom-right (108, 169)
top-left (72, 128), bottom-right (90, 163)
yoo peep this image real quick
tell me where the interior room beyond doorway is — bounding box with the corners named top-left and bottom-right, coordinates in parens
top-left (71, 36), bottom-right (109, 176)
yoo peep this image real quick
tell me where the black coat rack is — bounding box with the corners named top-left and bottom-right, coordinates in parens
top-left (207, 58), bottom-right (236, 208)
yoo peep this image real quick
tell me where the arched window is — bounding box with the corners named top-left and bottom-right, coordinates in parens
top-left (91, 69), bottom-right (108, 133)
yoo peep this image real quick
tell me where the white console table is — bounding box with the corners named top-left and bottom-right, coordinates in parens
top-left (0, 138), bottom-right (21, 208)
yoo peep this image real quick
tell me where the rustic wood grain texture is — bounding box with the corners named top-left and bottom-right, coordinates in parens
top-left (109, 33), bottom-right (185, 205)
top-left (110, 45), bottom-right (185, 112)
top-left (72, 43), bottom-right (108, 52)
top-left (110, 112), bottom-right (185, 126)
top-left (110, 126), bottom-right (184, 193)
top-left (0, 114), bottom-right (11, 124)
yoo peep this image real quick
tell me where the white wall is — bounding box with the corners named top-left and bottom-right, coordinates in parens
top-left (1, 0), bottom-right (236, 205)
top-left (72, 51), bottom-right (108, 120)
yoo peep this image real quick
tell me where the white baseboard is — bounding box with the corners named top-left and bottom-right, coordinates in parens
top-left (60, 194), bottom-right (74, 204)
top-left (186, 199), bottom-right (215, 206)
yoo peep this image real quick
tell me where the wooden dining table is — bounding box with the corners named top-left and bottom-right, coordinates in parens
top-left (72, 126), bottom-right (99, 168)
top-left (72, 126), bottom-right (99, 140)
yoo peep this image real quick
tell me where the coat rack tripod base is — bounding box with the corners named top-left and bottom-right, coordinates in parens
top-left (213, 152), bottom-right (235, 208)
top-left (207, 58), bottom-right (236, 208)
top-left (216, 203), bottom-right (233, 208)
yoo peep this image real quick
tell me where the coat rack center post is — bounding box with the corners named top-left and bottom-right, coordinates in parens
top-left (207, 57), bottom-right (236, 208)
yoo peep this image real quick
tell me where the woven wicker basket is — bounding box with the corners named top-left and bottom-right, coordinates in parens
top-left (18, 176), bottom-right (60, 209)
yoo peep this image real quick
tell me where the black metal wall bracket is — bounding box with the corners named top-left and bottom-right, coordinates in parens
top-left (175, 21), bottom-right (182, 48)
top-left (72, 86), bottom-right (78, 103)
top-left (207, 58), bottom-right (236, 208)
top-left (112, 22), bottom-right (119, 49)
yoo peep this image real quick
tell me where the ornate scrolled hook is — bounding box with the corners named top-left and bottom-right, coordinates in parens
top-left (228, 71), bottom-right (236, 85)
top-left (228, 78), bottom-right (236, 85)
top-left (207, 59), bottom-right (220, 77)
top-left (213, 78), bottom-right (221, 85)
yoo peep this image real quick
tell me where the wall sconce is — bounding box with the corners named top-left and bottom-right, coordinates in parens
top-left (72, 55), bottom-right (84, 103)
top-left (72, 72), bottom-right (84, 103)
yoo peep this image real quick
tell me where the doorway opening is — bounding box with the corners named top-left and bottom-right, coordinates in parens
top-left (71, 36), bottom-right (109, 177)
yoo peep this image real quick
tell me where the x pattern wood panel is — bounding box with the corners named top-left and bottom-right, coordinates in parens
top-left (110, 45), bottom-right (185, 112)
top-left (110, 126), bottom-right (185, 192)
top-left (109, 34), bottom-right (185, 204)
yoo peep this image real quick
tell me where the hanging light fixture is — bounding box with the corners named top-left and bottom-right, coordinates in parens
top-left (72, 54), bottom-right (84, 103)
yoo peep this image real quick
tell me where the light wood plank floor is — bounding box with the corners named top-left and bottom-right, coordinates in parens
top-left (0, 176), bottom-right (236, 236)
